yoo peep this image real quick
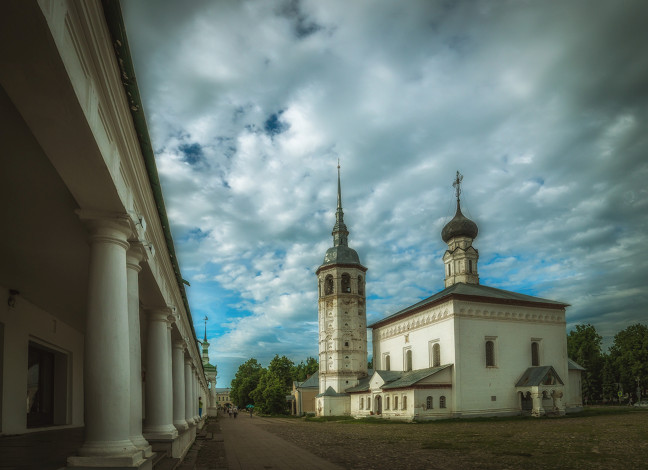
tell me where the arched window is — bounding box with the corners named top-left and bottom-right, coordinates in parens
top-left (341, 273), bottom-right (351, 293)
top-left (358, 276), bottom-right (364, 295)
top-left (426, 396), bottom-right (433, 409)
top-left (366, 396), bottom-right (371, 410)
top-left (531, 341), bottom-right (539, 366)
top-left (468, 260), bottom-right (473, 273)
top-left (402, 396), bottom-right (407, 409)
top-left (324, 275), bottom-right (334, 295)
top-left (386, 396), bottom-right (390, 410)
top-left (485, 340), bottom-right (495, 367)
top-left (440, 396), bottom-right (446, 408)
top-left (360, 397), bottom-right (364, 410)
top-left (405, 349), bottom-right (412, 372)
top-left (433, 343), bottom-right (441, 367)
top-left (385, 354), bottom-right (391, 371)
top-left (394, 396), bottom-right (398, 410)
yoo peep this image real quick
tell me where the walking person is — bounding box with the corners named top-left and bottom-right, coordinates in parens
top-left (233, 406), bottom-right (238, 418)
top-left (199, 396), bottom-right (203, 418)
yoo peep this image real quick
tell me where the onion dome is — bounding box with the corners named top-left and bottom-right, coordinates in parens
top-left (441, 170), bottom-right (478, 243)
top-left (441, 200), bottom-right (478, 243)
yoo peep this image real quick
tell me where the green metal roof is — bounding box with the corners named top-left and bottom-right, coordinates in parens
top-left (370, 282), bottom-right (569, 328)
top-left (381, 365), bottom-right (452, 390)
top-left (515, 366), bottom-right (564, 387)
top-left (316, 386), bottom-right (349, 398)
top-left (568, 358), bottom-right (585, 371)
top-left (297, 372), bottom-right (319, 389)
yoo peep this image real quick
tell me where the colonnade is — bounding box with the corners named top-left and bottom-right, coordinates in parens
top-left (68, 214), bottom-right (208, 468)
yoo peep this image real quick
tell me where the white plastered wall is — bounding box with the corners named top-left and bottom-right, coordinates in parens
top-left (0, 286), bottom-right (84, 435)
top-left (454, 301), bottom-right (567, 417)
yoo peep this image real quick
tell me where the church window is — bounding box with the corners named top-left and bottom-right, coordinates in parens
top-left (440, 396), bottom-right (446, 408)
top-left (394, 396), bottom-right (398, 409)
top-left (324, 275), bottom-right (334, 295)
top-left (385, 396), bottom-right (390, 410)
top-left (366, 396), bottom-right (371, 410)
top-left (426, 396), bottom-right (433, 409)
top-left (485, 340), bottom-right (495, 367)
top-left (405, 349), bottom-right (412, 372)
top-left (468, 260), bottom-right (473, 273)
top-left (432, 343), bottom-right (441, 367)
top-left (360, 397), bottom-right (364, 409)
top-left (531, 341), bottom-right (540, 366)
top-left (341, 273), bottom-right (351, 293)
top-left (358, 276), bottom-right (364, 295)
top-left (345, 341), bottom-right (349, 347)
top-left (402, 396), bottom-right (407, 410)
top-left (384, 354), bottom-right (391, 371)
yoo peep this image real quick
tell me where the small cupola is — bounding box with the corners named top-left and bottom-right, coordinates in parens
top-left (442, 171), bottom-right (479, 287)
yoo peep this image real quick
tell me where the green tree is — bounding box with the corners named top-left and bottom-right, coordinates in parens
top-left (292, 357), bottom-right (318, 382)
top-left (567, 324), bottom-right (603, 402)
top-left (230, 358), bottom-right (263, 408)
top-left (267, 354), bottom-right (295, 390)
top-left (609, 323), bottom-right (648, 401)
top-left (249, 355), bottom-right (296, 414)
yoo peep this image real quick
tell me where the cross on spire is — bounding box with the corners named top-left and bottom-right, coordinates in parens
top-left (452, 170), bottom-right (463, 203)
top-left (203, 316), bottom-right (208, 342)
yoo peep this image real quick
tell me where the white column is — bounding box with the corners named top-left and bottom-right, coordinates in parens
top-left (184, 356), bottom-right (194, 427)
top-left (73, 217), bottom-right (139, 459)
top-left (126, 247), bottom-right (151, 452)
top-left (143, 309), bottom-right (178, 440)
top-left (172, 340), bottom-right (188, 431)
top-left (210, 381), bottom-right (216, 408)
top-left (193, 369), bottom-right (199, 422)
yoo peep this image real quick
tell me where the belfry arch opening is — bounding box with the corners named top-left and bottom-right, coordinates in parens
top-left (341, 273), bottom-right (351, 293)
top-left (324, 274), bottom-right (334, 295)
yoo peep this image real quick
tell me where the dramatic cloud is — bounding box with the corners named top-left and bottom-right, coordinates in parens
top-left (123, 0), bottom-right (648, 385)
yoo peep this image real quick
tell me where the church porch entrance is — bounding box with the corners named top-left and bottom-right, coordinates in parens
top-left (374, 396), bottom-right (382, 415)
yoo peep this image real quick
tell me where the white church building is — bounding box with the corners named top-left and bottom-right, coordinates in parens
top-left (316, 170), bottom-right (583, 420)
top-left (1, 2), bottom-right (214, 468)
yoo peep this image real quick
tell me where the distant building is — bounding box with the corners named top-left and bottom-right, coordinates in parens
top-left (290, 374), bottom-right (319, 416)
top-left (214, 388), bottom-right (232, 408)
top-left (315, 170), bottom-right (583, 420)
top-left (0, 1), bottom-right (210, 468)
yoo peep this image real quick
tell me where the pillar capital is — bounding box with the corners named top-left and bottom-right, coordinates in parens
top-left (76, 209), bottom-right (133, 248)
top-left (126, 242), bottom-right (149, 272)
top-left (146, 307), bottom-right (174, 323)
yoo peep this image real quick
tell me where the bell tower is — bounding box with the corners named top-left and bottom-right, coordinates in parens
top-left (316, 163), bottom-right (368, 397)
top-left (441, 171), bottom-right (480, 287)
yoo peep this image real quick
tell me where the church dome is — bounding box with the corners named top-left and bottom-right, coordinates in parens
top-left (322, 245), bottom-right (360, 266)
top-left (441, 203), bottom-right (478, 243)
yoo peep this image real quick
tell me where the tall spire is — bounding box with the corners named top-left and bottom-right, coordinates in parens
top-left (332, 160), bottom-right (349, 247)
top-left (203, 316), bottom-right (208, 342)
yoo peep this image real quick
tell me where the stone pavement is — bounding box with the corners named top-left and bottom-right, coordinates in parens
top-left (180, 414), bottom-right (344, 470)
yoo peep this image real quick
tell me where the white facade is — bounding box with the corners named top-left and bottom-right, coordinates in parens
top-left (0, 2), bottom-right (210, 468)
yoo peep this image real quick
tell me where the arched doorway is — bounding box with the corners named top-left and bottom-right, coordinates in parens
top-left (375, 395), bottom-right (382, 415)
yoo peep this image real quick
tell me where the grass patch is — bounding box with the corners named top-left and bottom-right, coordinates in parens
top-left (304, 415), bottom-right (355, 422)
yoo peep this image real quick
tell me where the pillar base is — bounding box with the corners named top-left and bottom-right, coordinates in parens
top-left (67, 450), bottom-right (150, 469)
top-left (174, 421), bottom-right (189, 432)
top-left (144, 424), bottom-right (178, 443)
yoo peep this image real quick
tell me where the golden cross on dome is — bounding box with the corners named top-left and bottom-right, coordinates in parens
top-left (452, 170), bottom-right (463, 202)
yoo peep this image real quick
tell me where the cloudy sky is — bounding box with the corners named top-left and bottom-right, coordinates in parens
top-left (122, 0), bottom-right (648, 386)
